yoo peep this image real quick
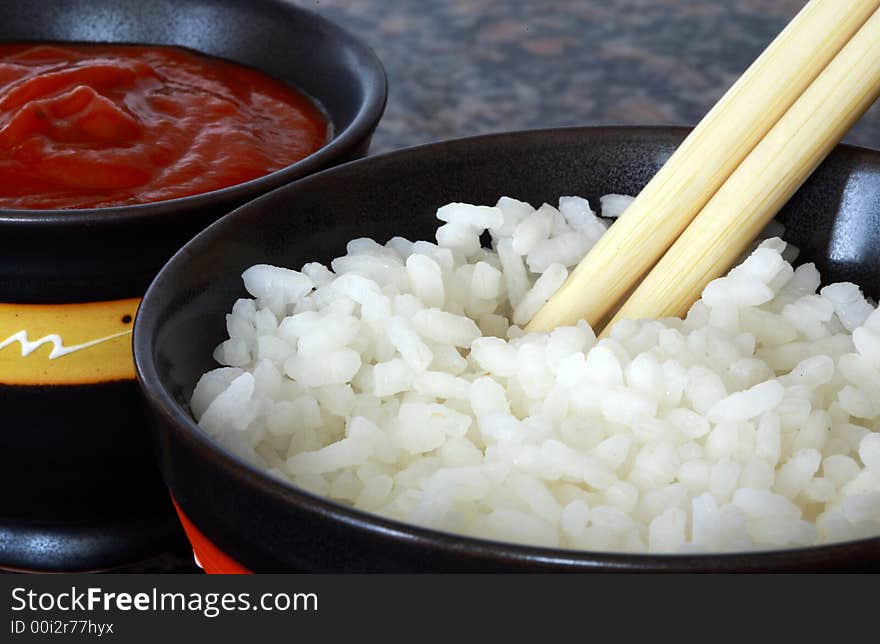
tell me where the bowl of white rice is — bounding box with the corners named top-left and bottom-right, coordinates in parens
top-left (134, 127), bottom-right (880, 571)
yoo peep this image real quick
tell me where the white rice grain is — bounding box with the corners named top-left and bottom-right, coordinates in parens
top-left (195, 194), bottom-right (880, 554)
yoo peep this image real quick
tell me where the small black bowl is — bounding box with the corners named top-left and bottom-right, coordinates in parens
top-left (135, 127), bottom-right (880, 572)
top-left (0, 0), bottom-right (386, 571)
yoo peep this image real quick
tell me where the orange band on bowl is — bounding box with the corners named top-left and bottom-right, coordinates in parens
top-left (172, 499), bottom-right (252, 574)
top-left (0, 298), bottom-right (140, 385)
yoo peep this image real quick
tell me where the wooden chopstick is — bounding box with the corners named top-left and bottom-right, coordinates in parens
top-left (602, 7), bottom-right (880, 332)
top-left (526, 0), bottom-right (880, 333)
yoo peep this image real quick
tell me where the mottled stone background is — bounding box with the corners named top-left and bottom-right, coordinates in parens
top-left (303, 0), bottom-right (879, 153)
top-left (123, 0), bottom-right (879, 573)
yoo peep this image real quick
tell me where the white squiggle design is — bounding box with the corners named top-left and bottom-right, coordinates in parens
top-left (0, 329), bottom-right (132, 360)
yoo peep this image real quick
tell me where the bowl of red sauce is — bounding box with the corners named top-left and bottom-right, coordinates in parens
top-left (0, 0), bottom-right (386, 571)
top-left (0, 43), bottom-right (331, 210)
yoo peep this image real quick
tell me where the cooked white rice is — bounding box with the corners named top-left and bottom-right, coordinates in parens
top-left (193, 194), bottom-right (880, 553)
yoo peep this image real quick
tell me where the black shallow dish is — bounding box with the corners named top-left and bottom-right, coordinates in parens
top-left (136, 127), bottom-right (880, 571)
top-left (0, 0), bottom-right (386, 571)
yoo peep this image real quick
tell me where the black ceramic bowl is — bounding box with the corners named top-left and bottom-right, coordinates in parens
top-left (0, 0), bottom-right (386, 571)
top-left (136, 127), bottom-right (880, 572)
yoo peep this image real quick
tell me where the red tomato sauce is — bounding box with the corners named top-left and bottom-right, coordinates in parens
top-left (0, 43), bottom-right (329, 209)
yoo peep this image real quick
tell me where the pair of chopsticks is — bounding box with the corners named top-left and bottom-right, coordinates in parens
top-left (527, 0), bottom-right (880, 337)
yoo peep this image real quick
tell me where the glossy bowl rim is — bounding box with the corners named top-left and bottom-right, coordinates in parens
top-left (135, 126), bottom-right (880, 570)
top-left (0, 0), bottom-right (388, 229)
